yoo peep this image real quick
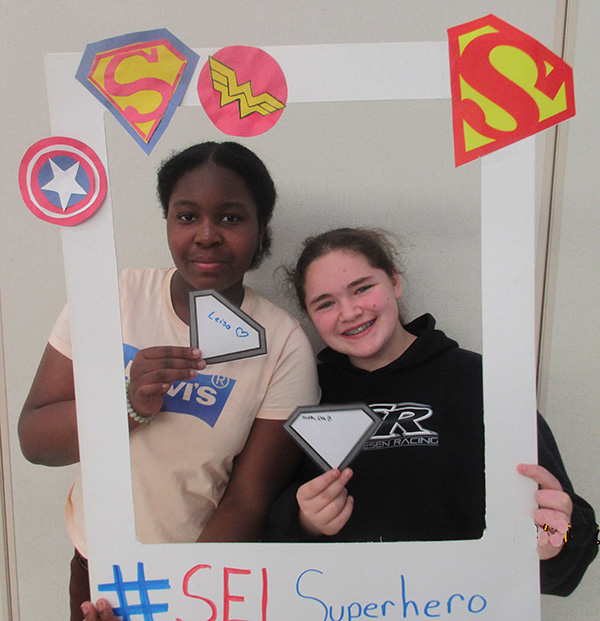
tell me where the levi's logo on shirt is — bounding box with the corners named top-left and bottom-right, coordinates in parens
top-left (123, 344), bottom-right (236, 428)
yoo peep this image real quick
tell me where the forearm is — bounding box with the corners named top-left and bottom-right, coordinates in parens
top-left (18, 400), bottom-right (79, 466)
top-left (198, 496), bottom-right (268, 542)
top-left (197, 419), bottom-right (303, 543)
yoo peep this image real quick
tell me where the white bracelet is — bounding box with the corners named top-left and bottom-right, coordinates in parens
top-left (125, 379), bottom-right (156, 425)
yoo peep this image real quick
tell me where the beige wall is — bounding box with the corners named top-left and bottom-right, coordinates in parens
top-left (0, 1), bottom-right (596, 618)
top-left (538, 1), bottom-right (600, 619)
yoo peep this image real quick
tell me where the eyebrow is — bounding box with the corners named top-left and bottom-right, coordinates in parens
top-left (170, 199), bottom-right (251, 210)
top-left (307, 275), bottom-right (373, 308)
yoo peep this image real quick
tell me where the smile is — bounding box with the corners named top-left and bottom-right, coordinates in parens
top-left (343, 319), bottom-right (375, 336)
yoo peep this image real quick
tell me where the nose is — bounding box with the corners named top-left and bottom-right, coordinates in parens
top-left (193, 218), bottom-right (222, 246)
top-left (338, 296), bottom-right (361, 321)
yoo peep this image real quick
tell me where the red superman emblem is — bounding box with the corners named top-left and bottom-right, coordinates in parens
top-left (448, 14), bottom-right (575, 166)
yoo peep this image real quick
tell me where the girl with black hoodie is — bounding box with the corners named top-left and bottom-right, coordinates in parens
top-left (267, 227), bottom-right (597, 597)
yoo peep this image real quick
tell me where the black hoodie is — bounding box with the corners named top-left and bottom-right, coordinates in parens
top-left (314, 313), bottom-right (485, 542)
top-left (266, 314), bottom-right (597, 595)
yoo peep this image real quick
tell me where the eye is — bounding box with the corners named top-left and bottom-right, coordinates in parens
top-left (355, 284), bottom-right (374, 295)
top-left (222, 214), bottom-right (243, 223)
top-left (177, 212), bottom-right (196, 222)
top-left (315, 300), bottom-right (334, 311)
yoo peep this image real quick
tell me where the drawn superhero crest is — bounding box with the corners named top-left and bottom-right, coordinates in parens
top-left (448, 15), bottom-right (575, 166)
top-left (198, 46), bottom-right (287, 137)
top-left (76, 29), bottom-right (199, 154)
top-left (19, 137), bottom-right (107, 226)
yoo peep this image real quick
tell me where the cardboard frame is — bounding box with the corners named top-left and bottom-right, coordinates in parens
top-left (45, 40), bottom-right (540, 619)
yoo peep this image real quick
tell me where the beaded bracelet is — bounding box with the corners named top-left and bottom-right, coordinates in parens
top-left (125, 379), bottom-right (156, 425)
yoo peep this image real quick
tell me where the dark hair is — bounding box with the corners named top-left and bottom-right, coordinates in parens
top-left (290, 227), bottom-right (402, 311)
top-left (157, 141), bottom-right (276, 269)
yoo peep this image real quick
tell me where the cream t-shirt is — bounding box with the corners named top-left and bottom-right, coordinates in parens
top-left (49, 268), bottom-right (319, 555)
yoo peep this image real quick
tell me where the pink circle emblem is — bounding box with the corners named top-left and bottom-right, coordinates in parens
top-left (198, 46), bottom-right (287, 137)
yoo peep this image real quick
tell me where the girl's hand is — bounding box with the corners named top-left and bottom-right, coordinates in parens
top-left (297, 468), bottom-right (354, 537)
top-left (128, 346), bottom-right (206, 420)
top-left (518, 463), bottom-right (573, 560)
top-left (81, 599), bottom-right (117, 621)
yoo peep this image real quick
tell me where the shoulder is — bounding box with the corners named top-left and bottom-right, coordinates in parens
top-left (118, 268), bottom-right (173, 303)
top-left (242, 287), bottom-right (303, 334)
top-left (243, 289), bottom-right (317, 376)
top-left (118, 267), bottom-right (172, 290)
top-left (445, 346), bottom-right (481, 366)
top-left (433, 347), bottom-right (482, 391)
top-left (117, 268), bottom-right (178, 329)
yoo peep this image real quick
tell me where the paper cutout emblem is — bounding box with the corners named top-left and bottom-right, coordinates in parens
top-left (448, 14), bottom-right (575, 166)
top-left (284, 404), bottom-right (381, 472)
top-left (19, 137), bottom-right (107, 226)
top-left (76, 29), bottom-right (199, 154)
top-left (197, 46), bottom-right (287, 137)
top-left (189, 290), bottom-right (267, 364)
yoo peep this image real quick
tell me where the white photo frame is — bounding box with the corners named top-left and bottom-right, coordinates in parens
top-left (45, 40), bottom-right (540, 619)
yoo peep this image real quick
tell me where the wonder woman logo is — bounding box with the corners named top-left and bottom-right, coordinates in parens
top-left (198, 45), bottom-right (288, 138)
top-left (209, 56), bottom-right (285, 118)
top-left (448, 15), bottom-right (575, 166)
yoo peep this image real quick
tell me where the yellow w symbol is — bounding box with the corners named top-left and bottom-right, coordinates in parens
top-left (209, 56), bottom-right (285, 117)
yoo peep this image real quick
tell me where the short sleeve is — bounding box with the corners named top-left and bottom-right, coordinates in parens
top-left (48, 302), bottom-right (73, 360)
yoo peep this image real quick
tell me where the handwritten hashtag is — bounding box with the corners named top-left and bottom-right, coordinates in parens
top-left (98, 562), bottom-right (170, 620)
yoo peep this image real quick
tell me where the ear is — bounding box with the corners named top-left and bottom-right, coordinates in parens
top-left (392, 272), bottom-right (403, 300)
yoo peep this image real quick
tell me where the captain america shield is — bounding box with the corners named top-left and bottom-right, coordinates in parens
top-left (19, 137), bottom-right (107, 226)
